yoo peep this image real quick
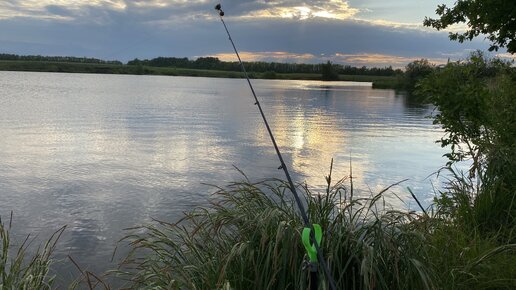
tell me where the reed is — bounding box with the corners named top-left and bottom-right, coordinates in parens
top-left (112, 161), bottom-right (516, 290)
top-left (0, 212), bottom-right (65, 289)
top-left (3, 167), bottom-right (515, 289)
top-left (117, 170), bottom-right (433, 290)
top-left (427, 167), bottom-right (516, 289)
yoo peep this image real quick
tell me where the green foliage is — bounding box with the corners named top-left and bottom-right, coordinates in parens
top-left (127, 56), bottom-right (400, 76)
top-left (261, 71), bottom-right (277, 79)
top-left (403, 59), bottom-right (435, 93)
top-left (195, 57), bottom-right (222, 69)
top-left (418, 52), bottom-right (516, 235)
top-left (115, 171), bottom-right (516, 289)
top-left (427, 167), bottom-right (516, 289)
top-left (118, 175), bottom-right (433, 290)
top-left (371, 75), bottom-right (405, 89)
top-left (425, 216), bottom-right (516, 288)
top-left (340, 65), bottom-right (402, 77)
top-left (321, 61), bottom-right (340, 81)
top-left (0, 53), bottom-right (122, 65)
top-left (0, 60), bottom-right (399, 87)
top-left (424, 0), bottom-right (516, 53)
top-left (0, 214), bottom-right (65, 289)
top-left (0, 53), bottom-right (403, 86)
top-left (2, 53), bottom-right (402, 77)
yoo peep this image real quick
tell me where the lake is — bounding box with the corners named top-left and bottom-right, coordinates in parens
top-left (0, 71), bottom-right (447, 281)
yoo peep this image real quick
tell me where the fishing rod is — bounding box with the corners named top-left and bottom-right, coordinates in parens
top-left (214, 4), bottom-right (337, 290)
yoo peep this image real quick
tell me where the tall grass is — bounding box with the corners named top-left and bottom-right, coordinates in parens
top-left (117, 169), bottom-right (433, 290)
top-left (427, 167), bottom-right (516, 289)
top-left (3, 167), bottom-right (515, 289)
top-left (112, 161), bottom-right (516, 290)
top-left (0, 212), bottom-right (65, 289)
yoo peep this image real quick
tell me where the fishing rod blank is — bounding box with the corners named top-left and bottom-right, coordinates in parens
top-left (214, 4), bottom-right (337, 290)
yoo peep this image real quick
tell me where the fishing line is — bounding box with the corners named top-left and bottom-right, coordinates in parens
top-left (214, 4), bottom-right (337, 290)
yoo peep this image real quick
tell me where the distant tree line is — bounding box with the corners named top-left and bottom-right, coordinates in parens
top-left (0, 53), bottom-right (405, 79)
top-left (128, 56), bottom-right (402, 76)
top-left (0, 53), bottom-right (122, 65)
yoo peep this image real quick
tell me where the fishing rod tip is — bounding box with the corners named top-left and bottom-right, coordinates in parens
top-left (215, 3), bottom-right (224, 16)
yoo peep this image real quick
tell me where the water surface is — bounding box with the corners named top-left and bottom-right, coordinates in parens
top-left (0, 71), bottom-right (446, 280)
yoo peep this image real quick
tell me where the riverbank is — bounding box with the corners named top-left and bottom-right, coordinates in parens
top-left (3, 172), bottom-right (515, 289)
top-left (0, 60), bottom-right (401, 89)
top-left (118, 176), bottom-right (516, 290)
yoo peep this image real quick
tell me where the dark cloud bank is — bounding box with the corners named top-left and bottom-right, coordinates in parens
top-left (0, 1), bottom-right (490, 66)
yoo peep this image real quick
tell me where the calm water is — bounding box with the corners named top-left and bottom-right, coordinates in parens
top-left (0, 71), bottom-right (446, 280)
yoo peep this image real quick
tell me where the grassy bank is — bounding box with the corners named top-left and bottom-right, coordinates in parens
top-left (118, 176), bottom-right (433, 289)
top-left (0, 60), bottom-right (400, 89)
top-left (113, 170), bottom-right (515, 290)
top-left (2, 168), bottom-right (514, 289)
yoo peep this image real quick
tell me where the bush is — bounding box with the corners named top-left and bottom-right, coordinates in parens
top-left (418, 51), bottom-right (516, 236)
top-left (321, 61), bottom-right (340, 81)
top-left (404, 59), bottom-right (435, 93)
top-left (261, 71), bottom-right (277, 79)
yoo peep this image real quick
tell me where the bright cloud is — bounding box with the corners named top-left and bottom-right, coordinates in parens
top-left (206, 51), bottom-right (451, 68)
top-left (209, 51), bottom-right (317, 63)
top-left (353, 18), bottom-right (423, 30)
top-left (240, 0), bottom-right (359, 20)
top-left (335, 53), bottom-right (416, 65)
top-left (0, 0), bottom-right (359, 21)
top-left (496, 53), bottom-right (516, 62)
top-left (0, 0), bottom-right (459, 32)
top-left (334, 53), bottom-right (449, 67)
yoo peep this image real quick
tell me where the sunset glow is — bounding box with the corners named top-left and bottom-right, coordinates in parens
top-left (209, 51), bottom-right (449, 68)
top-left (0, 0), bottom-right (493, 66)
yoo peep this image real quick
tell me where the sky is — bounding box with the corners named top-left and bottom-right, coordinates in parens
top-left (0, 0), bottom-right (511, 67)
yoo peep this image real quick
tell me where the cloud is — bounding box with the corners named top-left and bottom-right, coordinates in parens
top-left (208, 51), bottom-right (317, 63)
top-left (0, 0), bottom-right (496, 67)
top-left (333, 53), bottom-right (448, 67)
top-left (0, 0), bottom-right (361, 22)
top-left (233, 0), bottom-right (359, 20)
top-left (0, 1), bottom-right (127, 20)
top-left (0, 0), bottom-right (210, 23)
top-left (496, 53), bottom-right (516, 62)
top-left (0, 0), bottom-right (461, 34)
top-left (353, 18), bottom-right (424, 31)
top-left (207, 51), bottom-right (449, 68)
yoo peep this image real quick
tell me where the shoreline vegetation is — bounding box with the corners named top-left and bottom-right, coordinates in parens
top-left (0, 54), bottom-right (403, 89)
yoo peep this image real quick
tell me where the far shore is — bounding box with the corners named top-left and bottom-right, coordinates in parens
top-left (0, 60), bottom-right (401, 89)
